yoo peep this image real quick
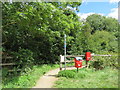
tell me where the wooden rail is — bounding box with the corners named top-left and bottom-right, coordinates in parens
top-left (1, 56), bottom-right (26, 72)
top-left (61, 60), bottom-right (74, 63)
top-left (2, 56), bottom-right (13, 59)
top-left (66, 55), bottom-right (117, 57)
top-left (8, 69), bottom-right (21, 72)
top-left (0, 63), bottom-right (16, 66)
top-left (66, 55), bottom-right (84, 57)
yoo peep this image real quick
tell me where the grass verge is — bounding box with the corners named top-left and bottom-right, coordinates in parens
top-left (54, 67), bottom-right (118, 88)
top-left (2, 64), bottom-right (59, 88)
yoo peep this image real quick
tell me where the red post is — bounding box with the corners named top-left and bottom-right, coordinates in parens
top-left (85, 52), bottom-right (91, 67)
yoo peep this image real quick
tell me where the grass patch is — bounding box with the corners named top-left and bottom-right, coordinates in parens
top-left (2, 64), bottom-right (59, 88)
top-left (54, 67), bottom-right (118, 88)
top-left (58, 70), bottom-right (76, 78)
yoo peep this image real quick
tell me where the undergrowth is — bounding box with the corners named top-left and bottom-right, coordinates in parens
top-left (2, 64), bottom-right (59, 88)
top-left (55, 67), bottom-right (118, 88)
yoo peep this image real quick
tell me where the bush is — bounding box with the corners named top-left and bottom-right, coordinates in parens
top-left (2, 64), bottom-right (59, 88)
top-left (58, 69), bottom-right (89, 79)
top-left (89, 53), bottom-right (118, 70)
top-left (54, 67), bottom-right (118, 88)
top-left (58, 70), bottom-right (76, 78)
top-left (2, 68), bottom-right (8, 78)
top-left (11, 49), bottom-right (34, 71)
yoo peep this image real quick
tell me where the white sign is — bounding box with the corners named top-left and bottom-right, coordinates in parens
top-left (60, 55), bottom-right (64, 62)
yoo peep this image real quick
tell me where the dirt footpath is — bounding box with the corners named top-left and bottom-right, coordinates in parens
top-left (32, 67), bottom-right (76, 88)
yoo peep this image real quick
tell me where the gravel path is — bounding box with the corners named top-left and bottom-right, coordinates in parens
top-left (32, 67), bottom-right (81, 88)
top-left (32, 68), bottom-right (59, 88)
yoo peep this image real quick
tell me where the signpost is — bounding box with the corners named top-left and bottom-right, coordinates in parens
top-left (64, 34), bottom-right (66, 70)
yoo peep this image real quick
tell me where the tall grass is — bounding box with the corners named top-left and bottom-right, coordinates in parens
top-left (54, 67), bottom-right (118, 88)
top-left (2, 64), bottom-right (59, 88)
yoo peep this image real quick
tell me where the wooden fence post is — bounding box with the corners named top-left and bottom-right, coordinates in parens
top-left (60, 62), bottom-right (62, 70)
top-left (60, 55), bottom-right (65, 70)
top-left (60, 55), bottom-right (62, 70)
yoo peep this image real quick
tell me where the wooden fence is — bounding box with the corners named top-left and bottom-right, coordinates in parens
top-left (60, 54), bottom-right (118, 70)
top-left (1, 56), bottom-right (22, 72)
top-left (1, 54), bottom-right (118, 72)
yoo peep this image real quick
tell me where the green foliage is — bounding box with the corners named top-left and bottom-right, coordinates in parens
top-left (2, 2), bottom-right (118, 66)
top-left (14, 49), bottom-right (34, 64)
top-left (70, 14), bottom-right (119, 55)
top-left (2, 64), bottom-right (59, 88)
top-left (54, 67), bottom-right (118, 88)
top-left (89, 60), bottom-right (104, 70)
top-left (2, 2), bottom-right (82, 64)
top-left (50, 2), bottom-right (82, 11)
top-left (2, 68), bottom-right (9, 78)
top-left (89, 31), bottom-right (118, 53)
top-left (58, 70), bottom-right (76, 78)
top-left (86, 14), bottom-right (118, 34)
top-left (89, 53), bottom-right (118, 70)
top-left (11, 49), bottom-right (34, 71)
top-left (58, 69), bottom-right (91, 79)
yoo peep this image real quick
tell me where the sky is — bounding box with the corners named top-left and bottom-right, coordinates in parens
top-left (76, 0), bottom-right (119, 20)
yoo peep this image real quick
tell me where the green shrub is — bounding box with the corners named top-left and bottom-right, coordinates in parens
top-left (2, 64), bottom-right (59, 88)
top-left (89, 53), bottom-right (118, 70)
top-left (15, 49), bottom-right (34, 64)
top-left (58, 70), bottom-right (76, 78)
top-left (54, 67), bottom-right (118, 88)
top-left (58, 69), bottom-right (89, 79)
top-left (12, 49), bottom-right (34, 70)
top-left (2, 68), bottom-right (8, 77)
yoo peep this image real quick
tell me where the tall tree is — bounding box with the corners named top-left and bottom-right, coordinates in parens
top-left (86, 14), bottom-right (119, 36)
top-left (2, 2), bottom-right (82, 64)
